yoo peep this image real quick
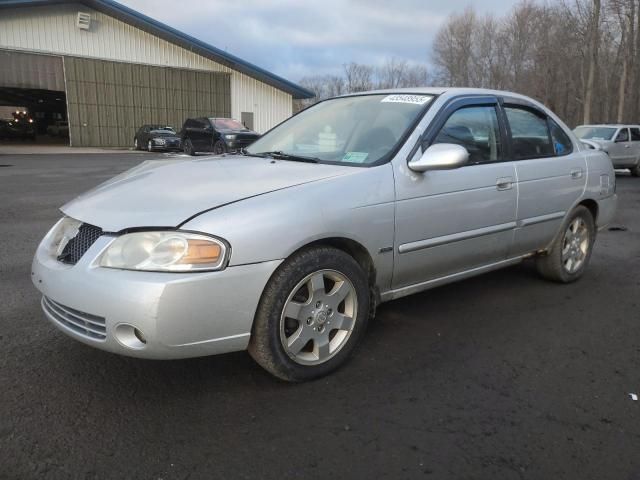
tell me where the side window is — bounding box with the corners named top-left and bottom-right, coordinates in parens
top-left (630, 128), bottom-right (640, 141)
top-left (549, 119), bottom-right (573, 156)
top-left (432, 106), bottom-right (501, 164)
top-left (615, 128), bottom-right (629, 142)
top-left (505, 106), bottom-right (554, 159)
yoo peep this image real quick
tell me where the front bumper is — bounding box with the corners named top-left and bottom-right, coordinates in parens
top-left (32, 236), bottom-right (281, 359)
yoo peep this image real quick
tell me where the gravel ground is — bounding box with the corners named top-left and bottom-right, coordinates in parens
top-left (1, 154), bottom-right (639, 480)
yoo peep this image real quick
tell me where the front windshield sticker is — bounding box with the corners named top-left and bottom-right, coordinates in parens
top-left (342, 152), bottom-right (369, 163)
top-left (381, 94), bottom-right (431, 105)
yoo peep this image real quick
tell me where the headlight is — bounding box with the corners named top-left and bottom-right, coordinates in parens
top-left (224, 134), bottom-right (237, 140)
top-left (153, 138), bottom-right (166, 145)
top-left (99, 231), bottom-right (229, 272)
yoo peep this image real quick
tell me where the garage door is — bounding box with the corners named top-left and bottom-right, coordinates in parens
top-left (0, 50), bottom-right (64, 91)
top-left (64, 57), bottom-right (231, 147)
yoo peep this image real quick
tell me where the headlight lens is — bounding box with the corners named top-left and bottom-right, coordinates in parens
top-left (224, 134), bottom-right (236, 140)
top-left (47, 216), bottom-right (83, 258)
top-left (99, 231), bottom-right (228, 272)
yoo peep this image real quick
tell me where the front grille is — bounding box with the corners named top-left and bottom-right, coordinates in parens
top-left (42, 296), bottom-right (106, 341)
top-left (58, 223), bottom-right (103, 265)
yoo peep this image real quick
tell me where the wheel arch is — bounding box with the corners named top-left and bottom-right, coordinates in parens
top-left (577, 198), bottom-right (599, 223)
top-left (280, 236), bottom-right (380, 316)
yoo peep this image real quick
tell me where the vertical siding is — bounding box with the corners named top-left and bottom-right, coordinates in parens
top-left (65, 57), bottom-right (231, 147)
top-left (0, 3), bottom-right (292, 132)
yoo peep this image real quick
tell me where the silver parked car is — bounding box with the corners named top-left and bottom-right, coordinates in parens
top-left (574, 124), bottom-right (640, 176)
top-left (32, 88), bottom-right (617, 381)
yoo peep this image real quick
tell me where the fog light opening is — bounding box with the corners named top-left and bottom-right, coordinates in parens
top-left (134, 328), bottom-right (147, 344)
top-left (114, 323), bottom-right (147, 350)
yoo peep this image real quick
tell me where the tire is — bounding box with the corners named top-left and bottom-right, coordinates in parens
top-left (147, 140), bottom-right (153, 152)
top-left (213, 140), bottom-right (227, 155)
top-left (631, 164), bottom-right (640, 177)
top-left (134, 138), bottom-right (139, 150)
top-left (536, 206), bottom-right (596, 283)
top-left (184, 138), bottom-right (196, 156)
top-left (249, 246), bottom-right (370, 382)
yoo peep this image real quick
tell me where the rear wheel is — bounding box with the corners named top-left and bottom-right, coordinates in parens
top-left (631, 164), bottom-right (640, 177)
top-left (249, 246), bottom-right (370, 382)
top-left (184, 138), bottom-right (196, 156)
top-left (536, 206), bottom-right (595, 283)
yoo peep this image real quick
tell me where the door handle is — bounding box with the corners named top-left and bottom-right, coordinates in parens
top-left (496, 177), bottom-right (513, 191)
top-left (570, 168), bottom-right (584, 179)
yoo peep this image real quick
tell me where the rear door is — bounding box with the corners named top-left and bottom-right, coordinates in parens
top-left (503, 101), bottom-right (587, 256)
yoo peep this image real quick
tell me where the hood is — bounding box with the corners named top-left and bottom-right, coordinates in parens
top-left (61, 156), bottom-right (355, 231)
top-left (218, 128), bottom-right (258, 136)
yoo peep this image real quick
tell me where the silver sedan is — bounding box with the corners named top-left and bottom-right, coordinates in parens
top-left (32, 88), bottom-right (618, 381)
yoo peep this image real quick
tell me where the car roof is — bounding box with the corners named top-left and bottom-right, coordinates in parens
top-left (338, 87), bottom-right (539, 101)
top-left (575, 124), bottom-right (639, 128)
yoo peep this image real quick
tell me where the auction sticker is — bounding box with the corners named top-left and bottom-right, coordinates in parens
top-left (342, 152), bottom-right (369, 163)
top-left (381, 94), bottom-right (431, 105)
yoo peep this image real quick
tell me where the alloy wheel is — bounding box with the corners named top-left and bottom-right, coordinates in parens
top-left (280, 269), bottom-right (357, 366)
top-left (561, 217), bottom-right (590, 274)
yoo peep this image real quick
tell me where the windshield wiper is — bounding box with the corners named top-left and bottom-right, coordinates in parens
top-left (251, 151), bottom-right (319, 163)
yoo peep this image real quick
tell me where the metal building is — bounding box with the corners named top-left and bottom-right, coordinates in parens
top-left (0, 0), bottom-right (313, 147)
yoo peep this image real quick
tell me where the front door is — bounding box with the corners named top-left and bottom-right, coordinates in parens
top-left (608, 127), bottom-right (633, 166)
top-left (392, 97), bottom-right (518, 289)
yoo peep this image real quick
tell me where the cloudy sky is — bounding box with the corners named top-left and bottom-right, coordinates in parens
top-left (120, 0), bottom-right (520, 82)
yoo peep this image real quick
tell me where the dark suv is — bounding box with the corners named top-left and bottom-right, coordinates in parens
top-left (180, 117), bottom-right (260, 156)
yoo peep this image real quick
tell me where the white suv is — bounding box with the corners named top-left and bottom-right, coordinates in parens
top-left (574, 124), bottom-right (640, 176)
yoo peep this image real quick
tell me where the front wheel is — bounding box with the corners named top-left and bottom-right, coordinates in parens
top-left (147, 140), bottom-right (153, 152)
top-left (249, 246), bottom-right (370, 382)
top-left (536, 206), bottom-right (595, 283)
top-left (631, 164), bottom-right (640, 177)
top-left (213, 140), bottom-right (227, 155)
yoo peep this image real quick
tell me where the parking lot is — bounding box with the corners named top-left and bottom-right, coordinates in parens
top-left (1, 153), bottom-right (639, 479)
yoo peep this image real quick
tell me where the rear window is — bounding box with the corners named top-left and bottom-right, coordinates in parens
top-left (631, 128), bottom-right (640, 141)
top-left (505, 107), bottom-right (554, 159)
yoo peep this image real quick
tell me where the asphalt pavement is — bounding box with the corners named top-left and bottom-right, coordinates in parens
top-left (1, 153), bottom-right (639, 480)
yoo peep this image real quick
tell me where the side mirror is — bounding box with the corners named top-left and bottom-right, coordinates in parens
top-left (408, 143), bottom-right (469, 173)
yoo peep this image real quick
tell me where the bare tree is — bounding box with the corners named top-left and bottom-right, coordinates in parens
top-left (583, 0), bottom-right (602, 124)
top-left (343, 63), bottom-right (374, 92)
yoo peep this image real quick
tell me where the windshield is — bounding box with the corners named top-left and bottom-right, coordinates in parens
top-left (150, 126), bottom-right (175, 134)
top-left (245, 94), bottom-right (434, 165)
top-left (574, 126), bottom-right (617, 141)
top-left (212, 118), bottom-right (247, 130)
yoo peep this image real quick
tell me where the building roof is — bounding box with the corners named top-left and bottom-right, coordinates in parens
top-left (0, 0), bottom-right (315, 99)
